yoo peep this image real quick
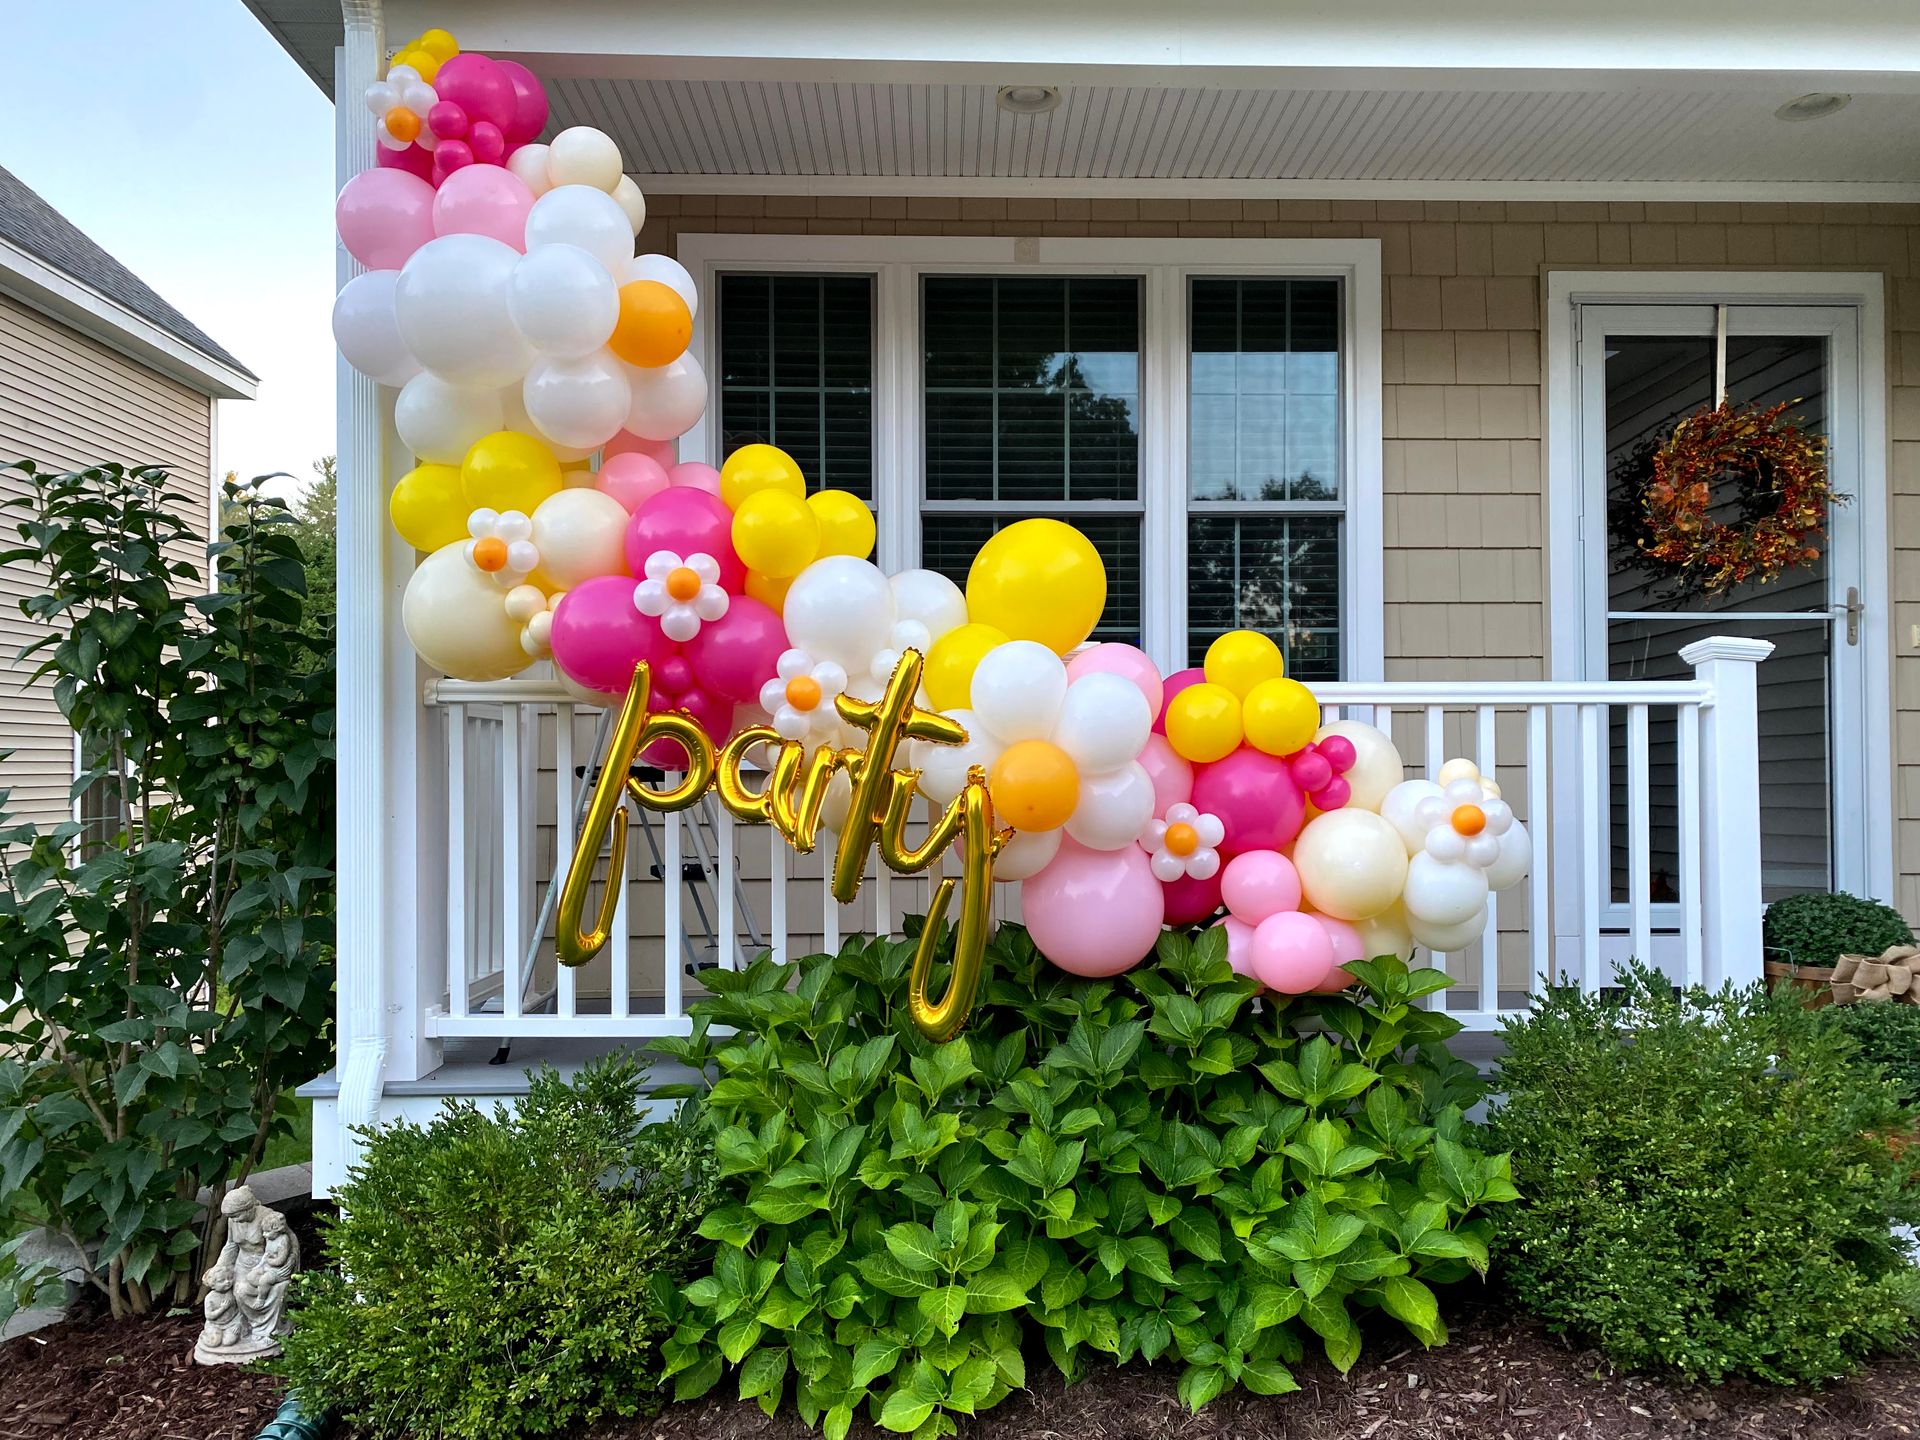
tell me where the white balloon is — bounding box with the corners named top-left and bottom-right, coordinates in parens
top-left (611, 175), bottom-right (647, 234)
top-left (332, 270), bottom-right (420, 387)
top-left (889, 568), bottom-right (967, 644)
top-left (623, 353), bottom-right (708, 440)
top-left (522, 351), bottom-right (632, 451)
top-left (1292, 809), bottom-right (1410, 921)
top-left (1486, 818), bottom-right (1532, 892)
top-left (509, 244), bottom-right (619, 358)
top-left (623, 253), bottom-right (695, 316)
top-left (507, 143), bottom-right (554, 199)
top-left (1067, 762), bottom-right (1155, 851)
top-left (529, 488), bottom-right (628, 590)
top-left (394, 233), bottom-right (533, 387)
top-left (401, 542), bottom-right (533, 681)
top-left (1353, 900), bottom-right (1417, 963)
top-left (1380, 779), bottom-right (1444, 855)
top-left (547, 126), bottom-right (624, 192)
top-left (1314, 720), bottom-right (1405, 812)
top-left (783, 556), bottom-right (896, 672)
top-left (1402, 852), bottom-right (1489, 927)
top-left (970, 641), bottom-right (1068, 745)
top-left (912, 709), bottom-right (1002, 806)
top-left (995, 827), bottom-right (1063, 881)
top-left (394, 373), bottom-right (503, 464)
top-left (498, 385), bottom-right (597, 463)
top-left (1052, 673), bottom-right (1152, 775)
top-left (525, 185), bottom-right (634, 275)
top-left (1407, 908), bottom-right (1488, 954)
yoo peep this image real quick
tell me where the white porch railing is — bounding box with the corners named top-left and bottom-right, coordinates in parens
top-left (419, 637), bottom-right (1770, 1041)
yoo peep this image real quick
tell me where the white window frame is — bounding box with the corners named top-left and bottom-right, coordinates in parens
top-left (679, 234), bottom-right (1383, 680)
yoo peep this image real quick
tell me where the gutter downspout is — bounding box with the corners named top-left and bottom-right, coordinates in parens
top-left (335, 0), bottom-right (388, 1172)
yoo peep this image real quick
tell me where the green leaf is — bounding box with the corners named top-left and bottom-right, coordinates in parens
top-left (885, 1222), bottom-right (943, 1273)
top-left (961, 1269), bottom-right (1029, 1314)
top-left (918, 1283), bottom-right (967, 1335)
top-left (718, 1315), bottom-right (764, 1364)
top-left (1170, 1207), bottom-right (1223, 1262)
top-left (738, 1346), bottom-right (790, 1405)
top-left (1377, 1276), bottom-right (1445, 1345)
top-left (1303, 1291), bottom-right (1362, 1373)
top-left (1176, 1363), bottom-right (1227, 1412)
top-left (878, 1387), bottom-right (936, 1434)
top-left (852, 1337), bottom-right (906, 1388)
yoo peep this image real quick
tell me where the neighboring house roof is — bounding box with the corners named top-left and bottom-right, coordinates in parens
top-left (0, 165), bottom-right (256, 400)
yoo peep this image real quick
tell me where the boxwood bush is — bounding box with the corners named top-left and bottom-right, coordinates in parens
top-left (1489, 962), bottom-right (1920, 1384)
top-left (1763, 891), bottom-right (1912, 970)
top-left (1818, 1002), bottom-right (1920, 1108)
top-left (655, 922), bottom-right (1515, 1437)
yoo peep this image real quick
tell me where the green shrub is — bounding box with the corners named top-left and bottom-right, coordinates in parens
top-left (1764, 891), bottom-right (1913, 970)
top-left (1489, 962), bottom-right (1920, 1384)
top-left (276, 1057), bottom-right (715, 1439)
top-left (1819, 1002), bottom-right (1920, 1108)
top-left (656, 923), bottom-right (1515, 1437)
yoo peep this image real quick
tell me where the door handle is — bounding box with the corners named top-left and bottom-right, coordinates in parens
top-left (1843, 585), bottom-right (1863, 646)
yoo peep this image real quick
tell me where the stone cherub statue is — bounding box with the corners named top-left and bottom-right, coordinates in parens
top-left (193, 1185), bottom-right (301, 1365)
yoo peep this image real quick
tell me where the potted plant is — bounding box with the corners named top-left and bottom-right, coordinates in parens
top-left (1762, 892), bottom-right (1914, 1009)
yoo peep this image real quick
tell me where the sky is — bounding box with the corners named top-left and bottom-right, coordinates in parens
top-left (2, 1), bottom-right (337, 496)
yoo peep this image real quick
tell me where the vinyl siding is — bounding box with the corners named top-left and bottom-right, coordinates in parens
top-left (0, 290), bottom-right (212, 834)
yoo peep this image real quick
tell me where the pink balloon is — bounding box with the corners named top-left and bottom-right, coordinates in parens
top-left (427, 100), bottom-right (469, 141)
top-left (685, 596), bottom-right (786, 704)
top-left (497, 60), bottom-right (551, 142)
top-left (1251, 912), bottom-right (1334, 995)
top-left (335, 168), bottom-right (436, 270)
top-left (433, 54), bottom-right (518, 133)
top-left (641, 685), bottom-right (728, 768)
top-left (596, 453), bottom-right (671, 512)
top-left (1217, 916), bottom-right (1257, 980)
top-left (1153, 668), bottom-right (1206, 736)
top-left (1192, 749), bottom-right (1307, 856)
top-left (653, 655), bottom-right (694, 698)
top-left (1317, 735), bottom-right (1357, 773)
top-left (1312, 914), bottom-right (1366, 993)
top-left (667, 462), bottom-right (722, 496)
top-left (1310, 777), bottom-right (1352, 812)
top-left (376, 142), bottom-right (434, 181)
top-left (1138, 734), bottom-right (1194, 817)
top-left (1220, 851), bottom-right (1302, 925)
top-left (469, 121), bottom-right (507, 167)
top-left (1290, 748), bottom-right (1333, 794)
top-left (1024, 840), bottom-right (1165, 978)
top-left (549, 575), bottom-right (676, 696)
top-left (1163, 869), bottom-right (1224, 927)
top-left (1068, 643), bottom-right (1164, 722)
top-left (605, 431), bottom-right (678, 467)
top-left (624, 488), bottom-right (745, 590)
top-left (431, 163), bottom-right (534, 249)
top-left (431, 140), bottom-right (475, 187)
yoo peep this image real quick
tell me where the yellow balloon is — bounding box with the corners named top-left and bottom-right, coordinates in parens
top-left (808, 489), bottom-right (876, 560)
top-left (1165, 682), bottom-right (1244, 764)
top-left (1204, 629), bottom-right (1285, 698)
top-left (719, 443), bottom-right (806, 511)
top-left (462, 430), bottom-right (563, 515)
top-left (924, 622), bottom-right (1009, 712)
top-left (964, 518), bottom-right (1106, 656)
top-left (416, 27), bottom-right (459, 62)
top-left (731, 489), bottom-right (820, 579)
top-left (744, 569), bottom-right (794, 615)
top-left (1242, 677), bottom-right (1321, 757)
top-left (393, 48), bottom-right (439, 82)
top-left (388, 464), bottom-right (468, 552)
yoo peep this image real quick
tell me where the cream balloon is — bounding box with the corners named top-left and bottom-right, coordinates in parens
top-left (547, 126), bottom-right (625, 192)
top-left (1380, 778), bottom-right (1445, 854)
top-left (1291, 808), bottom-right (1410, 921)
top-left (507, 143), bottom-right (554, 198)
top-left (401, 543), bottom-right (533, 681)
top-left (1352, 899), bottom-right (1417, 962)
top-left (1314, 720), bottom-right (1405, 812)
top-left (622, 254), bottom-right (696, 316)
top-left (394, 372), bottom-right (504, 464)
top-left (1407, 907), bottom-right (1488, 954)
top-left (1485, 818), bottom-right (1532, 891)
top-left (1066, 762), bottom-right (1155, 851)
top-left (611, 176), bottom-right (647, 234)
top-left (1402, 852), bottom-right (1490, 927)
top-left (623, 354), bottom-right (708, 440)
top-left (911, 708), bottom-right (1002, 807)
top-left (529, 488), bottom-right (629, 591)
top-left (994, 826), bottom-right (1062, 882)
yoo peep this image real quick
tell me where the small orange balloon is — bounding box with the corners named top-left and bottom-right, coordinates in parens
top-left (665, 565), bottom-right (702, 602)
top-left (785, 675), bottom-right (822, 711)
top-left (1450, 803), bottom-right (1486, 836)
top-left (608, 281), bottom-right (693, 368)
top-left (988, 739), bottom-right (1080, 833)
top-left (471, 536), bottom-right (508, 572)
top-left (1164, 821), bottom-right (1199, 857)
top-left (385, 106), bottom-right (422, 143)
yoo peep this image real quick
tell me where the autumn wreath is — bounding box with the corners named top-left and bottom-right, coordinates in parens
top-left (1634, 399), bottom-right (1839, 594)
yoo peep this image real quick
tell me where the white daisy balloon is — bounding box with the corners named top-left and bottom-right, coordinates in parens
top-left (759, 648), bottom-right (849, 744)
top-left (633, 549), bottom-right (729, 643)
top-left (465, 509), bottom-right (539, 589)
top-left (1141, 802), bottom-right (1226, 883)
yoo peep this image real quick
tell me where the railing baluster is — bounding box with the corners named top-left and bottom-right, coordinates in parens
top-left (1579, 703), bottom-right (1603, 995)
top-left (663, 807), bottom-right (684, 1021)
top-left (716, 804), bottom-right (738, 971)
top-left (1425, 705), bottom-right (1444, 780)
top-left (610, 833), bottom-right (631, 1020)
top-left (1627, 703), bottom-right (1652, 968)
top-left (822, 847), bottom-right (841, 955)
top-left (1677, 702), bottom-right (1705, 988)
top-left (500, 707), bottom-right (523, 1022)
top-left (554, 704), bottom-right (576, 1019)
top-left (769, 828), bottom-right (788, 965)
top-left (1526, 703), bottom-right (1550, 1006)
top-left (1476, 705), bottom-right (1498, 1015)
top-left (445, 705), bottom-right (468, 1020)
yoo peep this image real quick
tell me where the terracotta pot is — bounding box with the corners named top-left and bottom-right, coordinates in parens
top-left (1763, 958), bottom-right (1836, 1010)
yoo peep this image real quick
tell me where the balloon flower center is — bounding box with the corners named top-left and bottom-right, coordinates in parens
top-left (784, 675), bottom-right (822, 711)
top-left (1164, 821), bottom-right (1200, 857)
top-left (385, 106), bottom-right (421, 143)
top-left (1451, 803), bottom-right (1486, 836)
top-left (987, 739), bottom-right (1079, 833)
top-left (666, 566), bottom-right (702, 601)
top-left (471, 536), bottom-right (509, 572)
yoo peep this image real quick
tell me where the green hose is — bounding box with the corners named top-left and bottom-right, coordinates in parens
top-left (254, 1394), bottom-right (331, 1440)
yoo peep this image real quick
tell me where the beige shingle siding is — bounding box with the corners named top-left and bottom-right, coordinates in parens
top-left (0, 290), bottom-right (212, 833)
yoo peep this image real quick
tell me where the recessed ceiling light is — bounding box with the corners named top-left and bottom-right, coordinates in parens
top-left (996, 84), bottom-right (1062, 116)
top-left (1775, 92), bottom-right (1852, 122)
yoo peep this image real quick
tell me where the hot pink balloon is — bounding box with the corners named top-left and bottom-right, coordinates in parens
top-left (1153, 667), bottom-right (1206, 736)
top-left (1251, 912), bottom-right (1334, 995)
top-left (1138, 734), bottom-right (1193, 818)
top-left (1220, 850), bottom-right (1302, 925)
top-left (431, 140), bottom-right (475, 187)
top-left (549, 575), bottom-right (676, 695)
top-left (1024, 840), bottom-right (1165, 978)
top-left (469, 121), bottom-right (507, 167)
top-left (685, 596), bottom-right (786, 704)
top-left (1217, 916), bottom-right (1256, 981)
top-left (426, 100), bottom-right (470, 141)
top-left (1317, 734), bottom-right (1357, 773)
top-left (667, 462), bottom-right (722, 496)
top-left (433, 54), bottom-right (518, 133)
top-left (431, 163), bottom-right (534, 249)
top-left (624, 488), bottom-right (745, 590)
top-left (1163, 869), bottom-right (1224, 927)
top-left (497, 60), bottom-right (551, 142)
top-left (335, 168), bottom-right (436, 270)
top-left (596, 453), bottom-right (671, 513)
top-left (605, 431), bottom-right (677, 467)
top-left (653, 654), bottom-right (695, 698)
top-left (1192, 749), bottom-right (1307, 856)
top-left (641, 685), bottom-right (729, 768)
top-left (1290, 748), bottom-right (1333, 794)
top-left (1310, 777), bottom-right (1352, 812)
top-left (1312, 914), bottom-right (1366, 993)
top-left (1068, 643), bottom-right (1164, 722)
top-left (376, 142), bottom-right (434, 181)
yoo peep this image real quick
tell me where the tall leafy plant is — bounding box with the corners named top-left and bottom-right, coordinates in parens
top-left (658, 923), bottom-right (1513, 1438)
top-left (0, 463), bottom-right (335, 1318)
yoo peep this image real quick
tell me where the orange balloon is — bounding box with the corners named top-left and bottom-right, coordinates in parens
top-left (988, 739), bottom-right (1080, 833)
top-left (385, 106), bottom-right (422, 143)
top-left (608, 280), bottom-right (693, 368)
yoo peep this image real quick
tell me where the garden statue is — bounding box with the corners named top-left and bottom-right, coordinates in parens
top-left (193, 1186), bottom-right (301, 1365)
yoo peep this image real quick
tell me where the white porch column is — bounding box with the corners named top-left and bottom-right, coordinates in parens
top-left (1681, 636), bottom-right (1774, 991)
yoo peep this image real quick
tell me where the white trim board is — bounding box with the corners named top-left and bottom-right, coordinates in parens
top-left (1542, 268), bottom-right (1893, 904)
top-left (676, 233), bottom-right (1384, 681)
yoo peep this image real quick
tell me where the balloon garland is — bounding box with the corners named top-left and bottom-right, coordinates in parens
top-left (332, 27), bottom-right (1533, 1039)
